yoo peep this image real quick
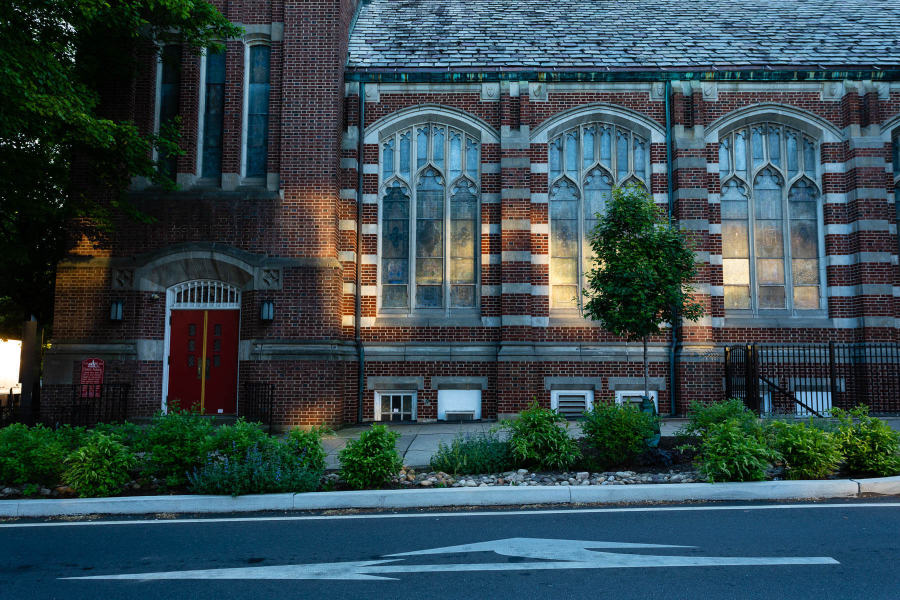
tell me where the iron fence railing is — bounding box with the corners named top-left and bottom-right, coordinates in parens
top-left (239, 382), bottom-right (274, 430)
top-left (725, 342), bottom-right (900, 416)
top-left (38, 384), bottom-right (131, 428)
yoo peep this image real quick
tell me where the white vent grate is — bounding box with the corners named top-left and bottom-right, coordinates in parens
top-left (170, 280), bottom-right (241, 309)
top-left (556, 394), bottom-right (588, 419)
top-left (444, 411), bottom-right (475, 421)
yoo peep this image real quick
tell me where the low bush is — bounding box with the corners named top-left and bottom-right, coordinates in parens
top-left (0, 424), bottom-right (67, 485)
top-left (338, 424), bottom-right (403, 490)
top-left (92, 421), bottom-right (145, 449)
top-left (832, 406), bottom-right (900, 477)
top-left (187, 443), bottom-right (322, 497)
top-left (283, 426), bottom-right (330, 472)
top-left (503, 402), bottom-right (581, 471)
top-left (767, 420), bottom-right (843, 480)
top-left (677, 399), bottom-right (758, 440)
top-left (693, 419), bottom-right (780, 482)
top-left (430, 430), bottom-right (514, 475)
top-left (580, 402), bottom-right (660, 469)
top-left (139, 402), bottom-right (213, 484)
top-left (205, 419), bottom-right (273, 459)
top-left (63, 432), bottom-right (137, 498)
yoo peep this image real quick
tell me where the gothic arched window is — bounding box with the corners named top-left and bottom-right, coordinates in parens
top-left (548, 123), bottom-right (649, 308)
top-left (893, 135), bottom-right (900, 256)
top-left (380, 125), bottom-right (479, 312)
top-left (719, 123), bottom-right (822, 312)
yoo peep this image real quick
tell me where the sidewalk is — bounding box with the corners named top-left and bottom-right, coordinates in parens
top-left (323, 419), bottom-right (689, 469)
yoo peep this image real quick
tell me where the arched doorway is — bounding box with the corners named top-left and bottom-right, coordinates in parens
top-left (163, 280), bottom-right (241, 414)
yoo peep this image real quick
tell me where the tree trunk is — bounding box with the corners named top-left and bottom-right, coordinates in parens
top-left (643, 335), bottom-right (649, 399)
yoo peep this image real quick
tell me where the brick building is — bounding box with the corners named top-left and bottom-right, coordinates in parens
top-left (44, 0), bottom-right (900, 428)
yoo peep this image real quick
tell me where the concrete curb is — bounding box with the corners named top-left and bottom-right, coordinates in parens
top-left (2, 476), bottom-right (896, 517)
top-left (853, 475), bottom-right (900, 496)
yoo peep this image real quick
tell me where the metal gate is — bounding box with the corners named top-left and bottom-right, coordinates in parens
top-left (724, 342), bottom-right (900, 416)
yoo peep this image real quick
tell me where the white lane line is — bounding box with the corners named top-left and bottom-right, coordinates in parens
top-left (2, 502), bottom-right (898, 529)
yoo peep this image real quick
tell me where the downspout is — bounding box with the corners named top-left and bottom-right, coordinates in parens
top-left (665, 80), bottom-right (678, 417)
top-left (356, 82), bottom-right (365, 424)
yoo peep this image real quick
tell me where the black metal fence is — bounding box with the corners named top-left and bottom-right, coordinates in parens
top-left (38, 384), bottom-right (131, 428)
top-left (725, 343), bottom-right (900, 416)
top-left (239, 382), bottom-right (274, 430)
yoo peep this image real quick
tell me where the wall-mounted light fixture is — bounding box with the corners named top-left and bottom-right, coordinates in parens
top-left (260, 300), bottom-right (275, 322)
top-left (110, 300), bottom-right (124, 321)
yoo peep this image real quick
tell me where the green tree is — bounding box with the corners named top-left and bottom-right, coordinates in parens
top-left (583, 185), bottom-right (704, 397)
top-left (0, 0), bottom-right (242, 330)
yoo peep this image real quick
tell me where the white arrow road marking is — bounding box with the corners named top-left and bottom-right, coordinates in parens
top-left (386, 537), bottom-right (692, 562)
top-left (62, 537), bottom-right (839, 582)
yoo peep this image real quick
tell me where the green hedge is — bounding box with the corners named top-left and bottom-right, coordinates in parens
top-left (0, 413), bottom-right (330, 497)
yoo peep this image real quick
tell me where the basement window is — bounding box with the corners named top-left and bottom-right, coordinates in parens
top-left (375, 391), bottom-right (416, 422)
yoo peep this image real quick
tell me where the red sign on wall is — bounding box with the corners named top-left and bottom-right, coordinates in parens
top-left (80, 358), bottom-right (105, 398)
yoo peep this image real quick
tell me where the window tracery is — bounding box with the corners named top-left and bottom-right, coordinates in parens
top-left (380, 124), bottom-right (479, 312)
top-left (719, 123), bottom-right (822, 312)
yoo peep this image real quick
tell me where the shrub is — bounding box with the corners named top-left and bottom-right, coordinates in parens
top-left (694, 419), bottom-right (780, 482)
top-left (580, 402), bottom-right (659, 469)
top-left (502, 402), bottom-right (581, 471)
top-left (63, 432), bottom-right (136, 498)
top-left (767, 420), bottom-right (843, 480)
top-left (187, 443), bottom-right (322, 497)
top-left (139, 402), bottom-right (213, 484)
top-left (53, 425), bottom-right (92, 453)
top-left (283, 426), bottom-right (330, 472)
top-left (205, 419), bottom-right (273, 459)
top-left (92, 421), bottom-right (145, 449)
top-left (677, 398), bottom-right (758, 440)
top-left (0, 424), bottom-right (66, 485)
top-left (832, 406), bottom-right (900, 477)
top-left (338, 424), bottom-right (402, 490)
top-left (430, 430), bottom-right (514, 475)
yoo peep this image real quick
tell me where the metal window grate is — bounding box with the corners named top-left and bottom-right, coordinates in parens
top-left (171, 281), bottom-right (241, 309)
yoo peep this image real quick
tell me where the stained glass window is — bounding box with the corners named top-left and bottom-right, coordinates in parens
top-left (246, 45), bottom-right (270, 178)
top-left (547, 123), bottom-right (649, 308)
top-left (893, 136), bottom-right (900, 258)
top-left (380, 125), bottom-right (480, 311)
top-left (719, 123), bottom-right (821, 313)
top-left (158, 45), bottom-right (182, 182)
top-left (201, 48), bottom-right (225, 179)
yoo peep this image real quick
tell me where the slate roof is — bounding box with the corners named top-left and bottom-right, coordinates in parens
top-left (347, 0), bottom-right (900, 71)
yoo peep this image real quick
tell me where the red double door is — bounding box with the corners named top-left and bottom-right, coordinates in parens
top-left (168, 310), bottom-right (240, 414)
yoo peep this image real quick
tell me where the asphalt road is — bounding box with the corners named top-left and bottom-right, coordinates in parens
top-left (2, 498), bottom-right (899, 599)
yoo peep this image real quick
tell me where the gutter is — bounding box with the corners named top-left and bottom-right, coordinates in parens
top-left (665, 80), bottom-right (678, 418)
top-left (356, 82), bottom-right (365, 424)
top-left (344, 67), bottom-right (900, 83)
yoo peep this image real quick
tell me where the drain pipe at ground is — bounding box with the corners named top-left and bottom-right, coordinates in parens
top-left (665, 80), bottom-right (678, 417)
top-left (356, 82), bottom-right (365, 424)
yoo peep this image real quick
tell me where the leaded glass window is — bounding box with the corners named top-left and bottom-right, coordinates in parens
top-left (246, 45), bottom-right (270, 179)
top-left (158, 45), bottom-right (182, 182)
top-left (201, 47), bottom-right (226, 179)
top-left (380, 125), bottom-right (480, 312)
top-left (719, 124), bottom-right (822, 312)
top-left (548, 123), bottom-right (649, 308)
top-left (894, 135), bottom-right (900, 257)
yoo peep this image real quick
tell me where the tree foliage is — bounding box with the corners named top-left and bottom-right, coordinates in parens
top-left (583, 185), bottom-right (705, 394)
top-left (0, 0), bottom-right (242, 326)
